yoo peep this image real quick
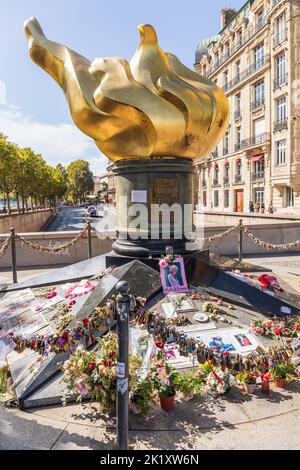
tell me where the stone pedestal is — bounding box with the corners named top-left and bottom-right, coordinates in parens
top-left (112, 158), bottom-right (196, 258)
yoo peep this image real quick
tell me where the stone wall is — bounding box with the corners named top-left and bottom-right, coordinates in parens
top-left (0, 209), bottom-right (53, 234)
top-left (0, 231), bottom-right (113, 268)
top-left (195, 210), bottom-right (300, 227)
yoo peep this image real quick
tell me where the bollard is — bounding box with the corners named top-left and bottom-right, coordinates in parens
top-left (116, 281), bottom-right (130, 450)
top-left (238, 219), bottom-right (243, 263)
top-left (87, 222), bottom-right (92, 259)
top-left (10, 228), bottom-right (18, 284)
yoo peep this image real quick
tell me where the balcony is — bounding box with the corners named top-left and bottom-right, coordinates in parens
top-left (202, 180), bottom-right (207, 188)
top-left (234, 109), bottom-right (241, 120)
top-left (234, 143), bottom-right (242, 152)
top-left (223, 176), bottom-right (230, 186)
top-left (241, 133), bottom-right (270, 149)
top-left (212, 178), bottom-right (220, 187)
top-left (274, 74), bottom-right (288, 90)
top-left (207, 17), bottom-right (267, 77)
top-left (211, 149), bottom-right (218, 158)
top-left (223, 147), bottom-right (229, 155)
top-left (234, 175), bottom-right (243, 184)
top-left (251, 96), bottom-right (265, 111)
top-left (273, 31), bottom-right (287, 49)
top-left (224, 55), bottom-right (270, 93)
top-left (252, 171), bottom-right (265, 181)
top-left (274, 119), bottom-right (288, 133)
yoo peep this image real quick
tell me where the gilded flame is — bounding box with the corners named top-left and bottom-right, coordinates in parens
top-left (24, 18), bottom-right (229, 162)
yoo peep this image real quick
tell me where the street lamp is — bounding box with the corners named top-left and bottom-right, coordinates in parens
top-left (19, 160), bottom-right (25, 214)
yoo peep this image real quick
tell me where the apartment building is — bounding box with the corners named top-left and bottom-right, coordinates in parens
top-left (194, 0), bottom-right (300, 214)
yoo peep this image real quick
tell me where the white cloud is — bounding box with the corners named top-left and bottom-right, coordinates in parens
top-left (0, 103), bottom-right (109, 175)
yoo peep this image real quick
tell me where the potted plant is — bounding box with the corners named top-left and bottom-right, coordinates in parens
top-left (260, 372), bottom-right (272, 395)
top-left (199, 361), bottom-right (230, 396)
top-left (173, 371), bottom-right (202, 401)
top-left (271, 362), bottom-right (294, 389)
top-left (150, 352), bottom-right (178, 412)
top-left (235, 371), bottom-right (257, 394)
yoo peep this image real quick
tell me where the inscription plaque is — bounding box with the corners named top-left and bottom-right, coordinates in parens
top-left (151, 178), bottom-right (179, 205)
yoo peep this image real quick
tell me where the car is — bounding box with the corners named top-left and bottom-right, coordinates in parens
top-left (88, 206), bottom-right (97, 217)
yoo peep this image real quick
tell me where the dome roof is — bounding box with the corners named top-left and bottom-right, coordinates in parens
top-left (195, 34), bottom-right (220, 64)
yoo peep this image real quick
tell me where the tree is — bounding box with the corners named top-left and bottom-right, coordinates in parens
top-left (0, 133), bottom-right (19, 213)
top-left (66, 160), bottom-right (94, 203)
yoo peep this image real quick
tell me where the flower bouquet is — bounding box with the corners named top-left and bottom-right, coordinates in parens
top-left (199, 361), bottom-right (230, 396)
top-left (62, 333), bottom-right (141, 413)
top-left (173, 370), bottom-right (202, 401)
top-left (149, 351), bottom-right (179, 411)
top-left (235, 371), bottom-right (258, 394)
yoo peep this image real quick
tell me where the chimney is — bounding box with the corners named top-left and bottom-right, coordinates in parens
top-left (221, 8), bottom-right (237, 29)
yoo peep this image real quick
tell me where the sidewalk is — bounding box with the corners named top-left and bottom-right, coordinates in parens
top-left (1, 383), bottom-right (300, 450)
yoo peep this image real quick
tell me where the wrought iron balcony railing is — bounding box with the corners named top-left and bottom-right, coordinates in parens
top-left (223, 147), bottom-right (229, 155)
top-left (212, 178), bottom-right (220, 186)
top-left (241, 132), bottom-right (270, 149)
top-left (234, 109), bottom-right (241, 120)
top-left (273, 31), bottom-right (287, 48)
top-left (274, 74), bottom-right (288, 90)
top-left (223, 176), bottom-right (229, 185)
top-left (274, 119), bottom-right (288, 133)
top-left (224, 55), bottom-right (270, 93)
top-left (234, 175), bottom-right (242, 184)
top-left (234, 143), bottom-right (242, 152)
top-left (252, 171), bottom-right (265, 181)
top-left (207, 17), bottom-right (266, 76)
top-left (251, 96), bottom-right (265, 111)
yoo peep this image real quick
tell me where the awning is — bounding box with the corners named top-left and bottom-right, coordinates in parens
top-left (251, 154), bottom-right (264, 162)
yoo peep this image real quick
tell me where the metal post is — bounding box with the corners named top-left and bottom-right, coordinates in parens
top-left (10, 228), bottom-right (18, 284)
top-left (238, 219), bottom-right (243, 263)
top-left (87, 222), bottom-right (92, 259)
top-left (116, 281), bottom-right (130, 451)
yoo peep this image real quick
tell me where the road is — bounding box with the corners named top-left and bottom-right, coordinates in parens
top-left (46, 205), bottom-right (116, 232)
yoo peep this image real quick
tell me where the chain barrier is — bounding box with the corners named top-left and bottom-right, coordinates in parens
top-left (1, 222), bottom-right (300, 256)
top-left (14, 226), bottom-right (89, 254)
top-left (0, 235), bottom-right (12, 258)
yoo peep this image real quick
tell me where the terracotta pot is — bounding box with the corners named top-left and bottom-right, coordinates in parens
top-left (261, 381), bottom-right (270, 395)
top-left (160, 392), bottom-right (175, 412)
top-left (274, 377), bottom-right (286, 389)
top-left (244, 383), bottom-right (256, 394)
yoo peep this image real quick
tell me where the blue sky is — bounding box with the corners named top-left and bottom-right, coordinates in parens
top-left (0, 0), bottom-right (243, 174)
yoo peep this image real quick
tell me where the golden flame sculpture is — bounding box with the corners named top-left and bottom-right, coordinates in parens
top-left (24, 18), bottom-right (229, 162)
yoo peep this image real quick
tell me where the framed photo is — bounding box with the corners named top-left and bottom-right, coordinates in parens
top-left (160, 257), bottom-right (188, 294)
top-left (0, 289), bottom-right (35, 324)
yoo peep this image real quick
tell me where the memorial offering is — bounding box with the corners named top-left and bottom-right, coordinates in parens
top-left (160, 257), bottom-right (188, 294)
top-left (0, 289), bottom-right (35, 323)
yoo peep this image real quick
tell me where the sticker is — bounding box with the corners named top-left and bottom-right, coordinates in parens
top-left (131, 190), bottom-right (147, 203)
top-left (117, 362), bottom-right (125, 378)
top-left (117, 378), bottom-right (128, 395)
top-left (281, 306), bottom-right (291, 314)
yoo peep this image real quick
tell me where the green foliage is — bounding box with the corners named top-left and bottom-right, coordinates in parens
top-left (271, 362), bottom-right (295, 379)
top-left (0, 133), bottom-right (94, 211)
top-left (173, 371), bottom-right (202, 397)
top-left (66, 160), bottom-right (94, 203)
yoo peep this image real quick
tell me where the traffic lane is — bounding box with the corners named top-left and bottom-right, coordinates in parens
top-left (46, 206), bottom-right (86, 231)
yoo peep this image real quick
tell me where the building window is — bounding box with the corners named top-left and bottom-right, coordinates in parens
top-left (253, 80), bottom-right (265, 109)
top-left (224, 163), bottom-right (229, 179)
top-left (214, 165), bottom-right (219, 183)
top-left (256, 8), bottom-right (264, 27)
top-left (236, 60), bottom-right (241, 81)
top-left (274, 13), bottom-right (286, 47)
top-left (236, 126), bottom-right (241, 148)
top-left (253, 159), bottom-right (264, 179)
top-left (276, 96), bottom-right (287, 122)
top-left (254, 43), bottom-right (264, 69)
top-left (203, 191), bottom-right (207, 207)
top-left (224, 131), bottom-right (229, 154)
top-left (284, 187), bottom-right (294, 208)
top-left (214, 190), bottom-right (219, 207)
top-left (253, 188), bottom-right (264, 206)
top-left (236, 160), bottom-right (242, 177)
top-left (224, 190), bottom-right (229, 208)
top-left (276, 139), bottom-right (286, 165)
top-left (224, 70), bottom-right (229, 90)
top-left (275, 53), bottom-right (287, 88)
top-left (237, 29), bottom-right (243, 47)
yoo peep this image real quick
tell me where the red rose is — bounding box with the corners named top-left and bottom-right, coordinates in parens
top-left (294, 324), bottom-right (299, 331)
top-left (274, 329), bottom-right (282, 336)
top-left (155, 341), bottom-right (164, 349)
top-left (82, 318), bottom-right (90, 326)
top-left (109, 352), bottom-right (115, 358)
top-left (88, 362), bottom-right (96, 370)
top-left (102, 359), bottom-right (110, 367)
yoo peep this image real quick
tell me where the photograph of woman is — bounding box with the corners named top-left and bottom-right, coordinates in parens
top-left (160, 257), bottom-right (188, 294)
